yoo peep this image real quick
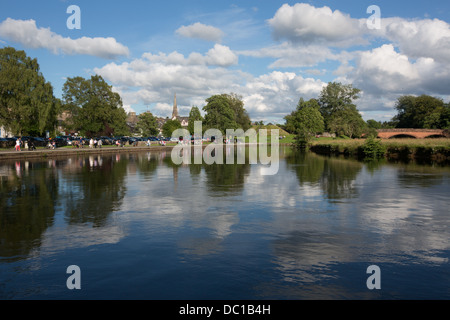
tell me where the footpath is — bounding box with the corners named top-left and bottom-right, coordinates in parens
top-left (0, 145), bottom-right (177, 161)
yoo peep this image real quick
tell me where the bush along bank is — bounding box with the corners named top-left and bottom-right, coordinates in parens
top-left (309, 138), bottom-right (450, 164)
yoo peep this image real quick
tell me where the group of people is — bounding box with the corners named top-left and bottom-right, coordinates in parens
top-left (15, 138), bottom-right (36, 151)
top-left (89, 138), bottom-right (102, 149)
top-left (46, 139), bottom-right (57, 150)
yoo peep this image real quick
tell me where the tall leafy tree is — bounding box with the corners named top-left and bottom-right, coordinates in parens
top-left (393, 94), bottom-right (446, 128)
top-left (203, 95), bottom-right (238, 134)
top-left (319, 82), bottom-right (365, 137)
top-left (187, 106), bottom-right (204, 134)
top-left (285, 98), bottom-right (324, 147)
top-left (136, 112), bottom-right (159, 136)
top-left (0, 47), bottom-right (59, 136)
top-left (327, 107), bottom-right (366, 138)
top-left (62, 75), bottom-right (129, 137)
top-left (221, 93), bottom-right (252, 131)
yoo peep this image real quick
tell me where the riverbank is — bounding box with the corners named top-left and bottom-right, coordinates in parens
top-left (0, 144), bottom-right (192, 161)
top-left (309, 138), bottom-right (450, 164)
top-left (0, 142), bottom-right (294, 161)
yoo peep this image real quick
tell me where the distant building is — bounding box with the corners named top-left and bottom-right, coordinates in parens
top-left (126, 111), bottom-right (139, 133)
top-left (171, 93), bottom-right (189, 127)
top-left (57, 110), bottom-right (72, 135)
top-left (0, 125), bottom-right (13, 138)
top-left (132, 94), bottom-right (189, 136)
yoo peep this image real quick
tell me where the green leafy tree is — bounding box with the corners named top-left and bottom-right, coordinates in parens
top-left (367, 119), bottom-right (382, 129)
top-left (319, 82), bottom-right (361, 126)
top-left (136, 112), bottom-right (159, 136)
top-left (439, 103), bottom-right (450, 129)
top-left (222, 93), bottom-right (252, 131)
top-left (62, 75), bottom-right (129, 137)
top-left (393, 95), bottom-right (446, 128)
top-left (203, 95), bottom-right (238, 134)
top-left (162, 119), bottom-right (182, 138)
top-left (318, 82), bottom-right (365, 137)
top-left (0, 47), bottom-right (59, 136)
top-left (187, 106), bottom-right (203, 134)
top-left (285, 98), bottom-right (324, 148)
top-left (328, 107), bottom-right (367, 138)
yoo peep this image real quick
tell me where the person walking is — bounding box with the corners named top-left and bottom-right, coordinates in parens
top-left (15, 138), bottom-right (21, 151)
top-left (98, 139), bottom-right (102, 148)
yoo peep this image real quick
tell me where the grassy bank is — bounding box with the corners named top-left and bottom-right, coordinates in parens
top-left (309, 138), bottom-right (450, 163)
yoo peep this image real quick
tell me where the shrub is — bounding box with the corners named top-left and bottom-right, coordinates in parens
top-left (361, 137), bottom-right (386, 159)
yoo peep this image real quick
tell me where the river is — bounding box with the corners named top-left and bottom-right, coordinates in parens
top-left (1, 146), bottom-right (449, 299)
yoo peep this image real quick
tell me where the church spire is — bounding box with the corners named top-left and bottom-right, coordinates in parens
top-left (172, 93), bottom-right (179, 119)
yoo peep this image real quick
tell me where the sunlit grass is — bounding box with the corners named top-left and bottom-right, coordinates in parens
top-left (310, 138), bottom-right (450, 149)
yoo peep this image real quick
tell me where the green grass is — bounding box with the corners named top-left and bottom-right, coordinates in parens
top-left (310, 138), bottom-right (450, 149)
top-left (309, 138), bottom-right (450, 161)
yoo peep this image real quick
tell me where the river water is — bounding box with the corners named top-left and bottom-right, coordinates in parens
top-left (0, 146), bottom-right (449, 300)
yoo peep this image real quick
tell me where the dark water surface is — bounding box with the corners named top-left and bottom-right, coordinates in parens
top-left (1, 146), bottom-right (449, 300)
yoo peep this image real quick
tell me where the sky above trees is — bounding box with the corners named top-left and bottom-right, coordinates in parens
top-left (1, 1), bottom-right (450, 124)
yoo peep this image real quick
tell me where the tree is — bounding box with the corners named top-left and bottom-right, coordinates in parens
top-left (0, 47), bottom-right (59, 136)
top-left (187, 106), bottom-right (203, 135)
top-left (318, 82), bottom-right (365, 137)
top-left (203, 95), bottom-right (238, 134)
top-left (319, 82), bottom-right (361, 126)
top-left (222, 93), bottom-right (252, 131)
top-left (284, 98), bottom-right (324, 147)
top-left (366, 119), bottom-right (382, 129)
top-left (136, 112), bottom-right (159, 137)
top-left (327, 107), bottom-right (366, 138)
top-left (393, 95), bottom-right (446, 128)
top-left (162, 119), bottom-right (181, 138)
top-left (62, 75), bottom-right (129, 137)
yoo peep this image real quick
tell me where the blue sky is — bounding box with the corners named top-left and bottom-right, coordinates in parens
top-left (1, 1), bottom-right (450, 124)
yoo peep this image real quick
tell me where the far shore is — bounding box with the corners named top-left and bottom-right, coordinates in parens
top-left (0, 142), bottom-right (293, 161)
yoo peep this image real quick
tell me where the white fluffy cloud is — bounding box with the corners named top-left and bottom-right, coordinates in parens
top-left (0, 18), bottom-right (129, 59)
top-left (350, 44), bottom-right (450, 98)
top-left (176, 22), bottom-right (224, 42)
top-left (239, 42), bottom-right (338, 68)
top-left (267, 3), bottom-right (365, 46)
top-left (382, 18), bottom-right (450, 64)
top-left (94, 44), bottom-right (326, 121)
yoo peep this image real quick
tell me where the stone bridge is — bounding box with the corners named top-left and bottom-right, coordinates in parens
top-left (376, 129), bottom-right (449, 139)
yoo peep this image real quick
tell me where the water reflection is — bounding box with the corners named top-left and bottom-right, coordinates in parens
top-left (1, 147), bottom-right (449, 299)
top-left (62, 155), bottom-right (128, 227)
top-left (0, 161), bottom-right (58, 262)
top-left (285, 152), bottom-right (362, 200)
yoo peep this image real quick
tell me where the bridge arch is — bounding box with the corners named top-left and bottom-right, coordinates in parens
top-left (388, 134), bottom-right (417, 139)
top-left (376, 129), bottom-right (447, 139)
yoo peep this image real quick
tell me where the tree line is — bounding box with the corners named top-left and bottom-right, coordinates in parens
top-left (0, 47), bottom-right (252, 139)
top-left (283, 82), bottom-right (450, 144)
top-left (1, 47), bottom-right (448, 139)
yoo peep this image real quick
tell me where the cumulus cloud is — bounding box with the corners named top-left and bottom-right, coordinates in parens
top-left (350, 44), bottom-right (450, 97)
top-left (94, 46), bottom-right (244, 117)
top-left (267, 3), bottom-right (365, 46)
top-left (235, 71), bottom-right (326, 120)
top-left (176, 22), bottom-right (224, 42)
top-left (205, 44), bottom-right (238, 66)
top-left (0, 18), bottom-right (129, 59)
top-left (239, 42), bottom-right (338, 68)
top-left (382, 18), bottom-right (450, 64)
top-left (94, 45), bottom-right (325, 121)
